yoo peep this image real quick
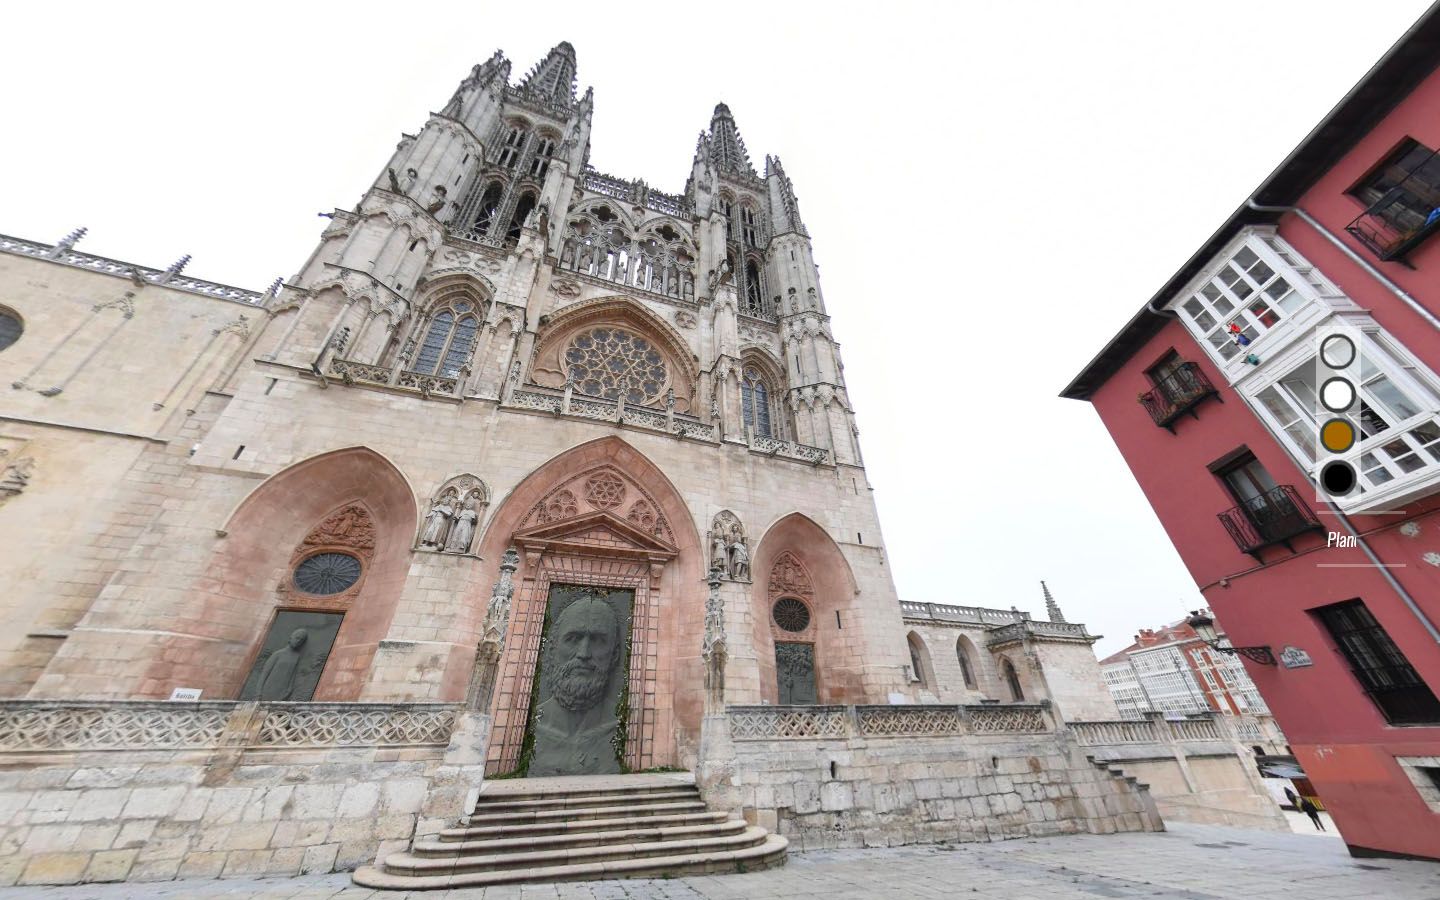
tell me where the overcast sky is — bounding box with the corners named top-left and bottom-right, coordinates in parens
top-left (3, 0), bottom-right (1432, 654)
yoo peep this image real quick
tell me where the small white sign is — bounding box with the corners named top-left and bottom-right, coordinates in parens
top-left (1279, 646), bottom-right (1313, 669)
top-left (168, 687), bottom-right (203, 701)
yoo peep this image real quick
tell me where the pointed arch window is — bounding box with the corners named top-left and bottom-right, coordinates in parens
top-left (956, 639), bottom-right (977, 689)
top-left (0, 308), bottom-right (21, 353)
top-left (1002, 658), bottom-right (1024, 701)
top-left (506, 193), bottom-right (537, 245)
top-left (744, 259), bottom-right (765, 316)
top-left (497, 125), bottom-right (527, 169)
top-left (741, 204), bottom-right (760, 247)
top-left (414, 301), bottom-right (479, 377)
top-left (742, 367), bottom-right (773, 439)
top-left (471, 182), bottom-right (504, 237)
top-left (907, 633), bottom-right (930, 686)
top-left (530, 136), bottom-right (557, 179)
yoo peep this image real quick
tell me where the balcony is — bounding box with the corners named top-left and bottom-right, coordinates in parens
top-left (1138, 363), bottom-right (1220, 432)
top-left (1344, 148), bottom-right (1440, 264)
top-left (1217, 484), bottom-right (1323, 561)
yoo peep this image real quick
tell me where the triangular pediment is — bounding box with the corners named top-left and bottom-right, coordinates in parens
top-left (512, 510), bottom-right (677, 558)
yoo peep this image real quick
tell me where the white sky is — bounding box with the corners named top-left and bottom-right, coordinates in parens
top-left (2, 0), bottom-right (1432, 654)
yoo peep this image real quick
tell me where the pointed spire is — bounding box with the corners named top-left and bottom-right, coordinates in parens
top-left (158, 254), bottom-right (191, 284)
top-left (518, 41), bottom-right (578, 108)
top-left (443, 51), bottom-right (509, 117)
top-left (707, 103), bottom-right (757, 178)
top-left (1042, 581), bottom-right (1066, 623)
top-left (765, 155), bottom-right (808, 238)
top-left (45, 226), bottom-right (87, 259)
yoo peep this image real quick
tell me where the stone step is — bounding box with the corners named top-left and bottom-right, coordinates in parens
top-left (471, 780), bottom-right (693, 804)
top-left (383, 824), bottom-right (770, 876)
top-left (415, 818), bottom-right (750, 857)
top-left (351, 833), bottom-right (789, 890)
top-left (472, 788), bottom-right (700, 813)
top-left (462, 799), bottom-right (709, 827)
top-left (439, 810), bottom-right (732, 842)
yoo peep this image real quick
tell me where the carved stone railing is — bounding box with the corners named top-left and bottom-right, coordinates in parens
top-left (0, 701), bottom-right (234, 750)
top-left (729, 705), bottom-right (849, 740)
top-left (1070, 719), bottom-right (1162, 746)
top-left (986, 619), bottom-right (1094, 647)
top-left (396, 370), bottom-right (460, 396)
top-left (749, 435), bottom-right (829, 466)
top-left (330, 357), bottom-right (393, 386)
top-left (729, 703), bottom-right (1053, 740)
top-left (256, 703), bottom-right (457, 747)
top-left (581, 168), bottom-right (692, 218)
top-left (504, 387), bottom-right (720, 442)
top-left (900, 602), bottom-right (1033, 627)
top-left (0, 701), bottom-right (460, 753)
top-left (1167, 716), bottom-right (1223, 743)
top-left (0, 234), bottom-right (266, 305)
top-left (1232, 716), bottom-right (1264, 742)
top-left (855, 704), bottom-right (965, 737)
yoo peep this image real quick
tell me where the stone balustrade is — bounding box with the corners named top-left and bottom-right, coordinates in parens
top-left (0, 234), bottom-right (266, 305)
top-left (727, 702), bottom-right (1052, 741)
top-left (899, 601), bottom-right (1034, 626)
top-left (505, 387), bottom-right (719, 441)
top-left (1069, 719), bottom-right (1162, 745)
top-left (0, 700), bottom-right (459, 753)
top-left (748, 435), bottom-right (829, 466)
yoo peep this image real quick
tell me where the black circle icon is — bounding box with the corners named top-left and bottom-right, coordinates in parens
top-left (1320, 460), bottom-right (1357, 495)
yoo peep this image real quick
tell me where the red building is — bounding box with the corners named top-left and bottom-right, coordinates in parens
top-left (1064, 8), bottom-right (1440, 860)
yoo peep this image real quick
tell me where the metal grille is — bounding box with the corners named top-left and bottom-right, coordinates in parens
top-left (772, 597), bottom-right (810, 632)
top-left (1317, 599), bottom-right (1440, 725)
top-left (293, 553), bottom-right (361, 595)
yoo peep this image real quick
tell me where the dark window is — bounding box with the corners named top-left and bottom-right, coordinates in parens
top-left (1419, 766), bottom-right (1440, 794)
top-left (1314, 599), bottom-right (1440, 725)
top-left (908, 635), bottom-right (927, 686)
top-left (471, 183), bottom-right (504, 236)
top-left (1003, 658), bottom-right (1024, 701)
top-left (294, 552), bottom-right (362, 596)
top-left (741, 367), bottom-right (772, 439)
top-left (506, 193), bottom-right (537, 245)
top-left (0, 311), bottom-right (21, 352)
top-left (1349, 139), bottom-right (1440, 234)
top-left (956, 640), bottom-right (977, 689)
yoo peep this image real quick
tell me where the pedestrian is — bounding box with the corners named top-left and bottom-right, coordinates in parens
top-left (1283, 786), bottom-right (1299, 809)
top-left (1298, 796), bottom-right (1325, 831)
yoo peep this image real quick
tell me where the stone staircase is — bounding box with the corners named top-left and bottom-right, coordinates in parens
top-left (352, 773), bottom-right (787, 889)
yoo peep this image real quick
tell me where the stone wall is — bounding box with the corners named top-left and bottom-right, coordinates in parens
top-left (0, 700), bottom-right (479, 887)
top-left (698, 703), bottom-right (1164, 850)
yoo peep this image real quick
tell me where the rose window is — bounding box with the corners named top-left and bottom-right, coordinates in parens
top-left (294, 553), bottom-right (361, 595)
top-left (772, 597), bottom-right (811, 633)
top-left (584, 474), bottom-right (627, 510)
top-left (564, 327), bottom-right (668, 405)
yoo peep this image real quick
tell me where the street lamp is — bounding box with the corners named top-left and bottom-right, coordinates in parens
top-left (1186, 611), bottom-right (1276, 666)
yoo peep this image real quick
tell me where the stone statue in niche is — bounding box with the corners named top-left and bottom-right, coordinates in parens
top-left (710, 530), bottom-right (728, 575)
top-left (446, 498), bottom-right (478, 554)
top-left (728, 532), bottom-right (750, 581)
top-left (420, 494), bottom-right (455, 549)
top-left (0, 455), bottom-right (35, 505)
top-left (526, 586), bottom-right (633, 777)
top-left (420, 474), bottom-right (489, 554)
top-left (427, 185), bottom-right (447, 214)
top-left (238, 610), bottom-right (344, 702)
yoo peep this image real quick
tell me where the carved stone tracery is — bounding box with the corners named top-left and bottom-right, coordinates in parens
top-left (521, 466), bottom-right (674, 544)
top-left (285, 503), bottom-right (377, 612)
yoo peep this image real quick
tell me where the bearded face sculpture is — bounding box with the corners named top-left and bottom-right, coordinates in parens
top-left (527, 593), bottom-right (629, 776)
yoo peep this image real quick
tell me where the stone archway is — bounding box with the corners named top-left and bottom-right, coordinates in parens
top-left (473, 437), bottom-right (703, 775)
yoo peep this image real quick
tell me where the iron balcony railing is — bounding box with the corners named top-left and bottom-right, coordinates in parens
top-left (1139, 363), bottom-right (1220, 432)
top-left (1217, 485), bottom-right (1323, 560)
top-left (1344, 148), bottom-right (1440, 263)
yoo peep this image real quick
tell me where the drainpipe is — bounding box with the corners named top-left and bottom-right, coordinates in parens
top-left (1243, 199), bottom-right (1440, 331)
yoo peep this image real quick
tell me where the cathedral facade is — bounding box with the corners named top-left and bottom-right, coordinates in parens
top-left (0, 42), bottom-right (909, 775)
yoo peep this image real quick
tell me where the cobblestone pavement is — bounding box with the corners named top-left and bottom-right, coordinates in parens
top-left (11, 822), bottom-right (1440, 900)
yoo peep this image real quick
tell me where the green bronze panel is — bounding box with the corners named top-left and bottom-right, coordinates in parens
top-left (524, 584), bottom-right (634, 776)
top-left (776, 641), bottom-right (816, 705)
top-left (238, 610), bottom-right (344, 701)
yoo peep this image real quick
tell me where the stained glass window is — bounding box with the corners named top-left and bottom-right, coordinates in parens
top-left (742, 367), bottom-right (772, 438)
top-left (564, 327), bottom-right (668, 405)
top-left (294, 553), bottom-right (361, 595)
top-left (413, 306), bottom-right (479, 377)
top-left (772, 597), bottom-right (810, 632)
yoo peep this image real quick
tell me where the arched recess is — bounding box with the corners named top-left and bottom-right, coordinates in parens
top-left (739, 348), bottom-right (788, 441)
top-left (388, 273), bottom-right (492, 375)
top-left (527, 296), bottom-right (700, 413)
top-left (955, 634), bottom-right (983, 693)
top-left (997, 654), bottom-right (1027, 702)
top-left (473, 436), bottom-right (704, 774)
top-left (750, 512), bottom-right (865, 705)
top-left (159, 446), bottom-right (418, 702)
top-left (907, 631), bottom-right (936, 689)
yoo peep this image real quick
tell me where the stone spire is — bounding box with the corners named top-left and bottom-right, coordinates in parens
top-left (442, 51), bottom-right (511, 118)
top-left (765, 155), bottom-right (808, 238)
top-left (707, 103), bottom-right (757, 178)
top-left (1042, 581), bottom-right (1066, 623)
top-left (518, 41), bottom-right (578, 107)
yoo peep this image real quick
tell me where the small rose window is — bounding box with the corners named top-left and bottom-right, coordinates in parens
top-left (772, 597), bottom-right (811, 633)
top-left (293, 552), bottom-right (361, 595)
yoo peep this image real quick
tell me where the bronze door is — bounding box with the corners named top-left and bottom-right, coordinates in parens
top-left (522, 584), bottom-right (634, 776)
top-left (776, 641), bottom-right (816, 705)
top-left (239, 610), bottom-right (344, 701)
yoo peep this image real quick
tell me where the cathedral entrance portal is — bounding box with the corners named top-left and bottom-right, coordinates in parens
top-left (523, 584), bottom-right (635, 776)
top-left (776, 641), bottom-right (816, 705)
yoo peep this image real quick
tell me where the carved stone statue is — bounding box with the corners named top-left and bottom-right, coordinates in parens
top-left (702, 565), bottom-right (727, 713)
top-left (446, 498), bottom-right (478, 554)
top-left (256, 628), bottom-right (309, 701)
top-left (728, 534), bottom-right (750, 581)
top-left (420, 496), bottom-right (455, 549)
top-left (426, 185), bottom-right (447, 214)
top-left (0, 456), bottom-right (35, 504)
top-left (711, 530), bottom-right (728, 575)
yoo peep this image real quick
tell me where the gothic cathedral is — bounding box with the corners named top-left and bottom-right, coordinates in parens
top-left (0, 42), bottom-right (913, 775)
